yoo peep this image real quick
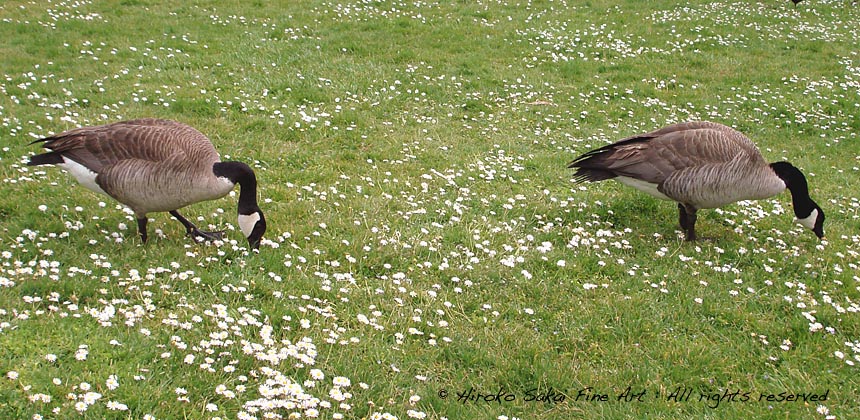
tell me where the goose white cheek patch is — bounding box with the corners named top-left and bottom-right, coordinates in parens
top-left (239, 213), bottom-right (261, 237)
top-left (796, 209), bottom-right (818, 230)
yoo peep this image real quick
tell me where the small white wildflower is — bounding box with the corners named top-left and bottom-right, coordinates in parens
top-left (107, 401), bottom-right (128, 411)
top-left (82, 392), bottom-right (102, 405)
top-left (106, 375), bottom-right (119, 390)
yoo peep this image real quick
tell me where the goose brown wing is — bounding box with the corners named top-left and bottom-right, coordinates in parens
top-left (644, 121), bottom-right (761, 159)
top-left (31, 119), bottom-right (218, 173)
top-left (569, 132), bottom-right (695, 184)
top-left (570, 123), bottom-right (762, 185)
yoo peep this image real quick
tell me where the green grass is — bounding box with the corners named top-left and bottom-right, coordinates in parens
top-left (1, 0), bottom-right (859, 419)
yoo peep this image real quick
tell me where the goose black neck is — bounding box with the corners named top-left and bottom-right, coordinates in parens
top-left (770, 161), bottom-right (815, 217)
top-left (213, 161), bottom-right (260, 215)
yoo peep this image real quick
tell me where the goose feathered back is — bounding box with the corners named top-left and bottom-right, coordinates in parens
top-left (569, 121), bottom-right (785, 209)
top-left (568, 121), bottom-right (825, 241)
top-left (28, 118), bottom-right (268, 249)
top-left (30, 118), bottom-right (232, 215)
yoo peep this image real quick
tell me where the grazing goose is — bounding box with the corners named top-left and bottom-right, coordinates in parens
top-left (568, 121), bottom-right (825, 241)
top-left (28, 118), bottom-right (267, 249)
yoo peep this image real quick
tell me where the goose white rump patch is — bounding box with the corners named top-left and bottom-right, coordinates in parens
top-left (58, 158), bottom-right (107, 195)
top-left (616, 176), bottom-right (671, 200)
top-left (796, 209), bottom-right (819, 230)
top-left (239, 212), bottom-right (261, 237)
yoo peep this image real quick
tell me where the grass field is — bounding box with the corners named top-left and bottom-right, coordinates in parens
top-left (1, 0), bottom-right (859, 418)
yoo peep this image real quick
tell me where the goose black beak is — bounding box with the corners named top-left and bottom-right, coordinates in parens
top-left (813, 225), bottom-right (824, 240)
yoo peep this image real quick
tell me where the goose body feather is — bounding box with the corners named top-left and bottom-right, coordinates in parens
top-left (569, 121), bottom-right (824, 240)
top-left (28, 118), bottom-right (267, 249)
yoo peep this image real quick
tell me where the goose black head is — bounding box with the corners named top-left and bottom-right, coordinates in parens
top-left (214, 161), bottom-right (267, 250)
top-left (770, 161), bottom-right (825, 239)
top-left (796, 203), bottom-right (825, 239)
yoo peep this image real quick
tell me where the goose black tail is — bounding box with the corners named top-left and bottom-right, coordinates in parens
top-left (570, 168), bottom-right (617, 184)
top-left (28, 152), bottom-right (65, 166)
top-left (568, 150), bottom-right (619, 184)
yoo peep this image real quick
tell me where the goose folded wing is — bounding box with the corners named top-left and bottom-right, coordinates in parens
top-left (601, 141), bottom-right (682, 184)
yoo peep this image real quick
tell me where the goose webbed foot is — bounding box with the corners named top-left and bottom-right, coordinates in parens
top-left (170, 210), bottom-right (223, 243)
top-left (189, 228), bottom-right (225, 242)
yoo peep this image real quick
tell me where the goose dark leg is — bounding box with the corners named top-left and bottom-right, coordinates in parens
top-left (685, 211), bottom-right (698, 241)
top-left (137, 217), bottom-right (148, 243)
top-left (678, 203), bottom-right (690, 232)
top-left (169, 210), bottom-right (225, 242)
top-left (678, 204), bottom-right (698, 241)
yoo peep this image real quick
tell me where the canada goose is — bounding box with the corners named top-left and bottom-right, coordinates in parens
top-left (568, 121), bottom-right (825, 241)
top-left (27, 118), bottom-right (267, 249)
